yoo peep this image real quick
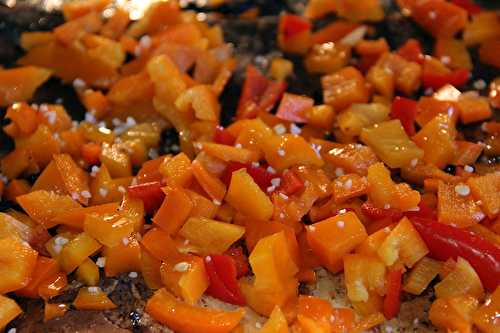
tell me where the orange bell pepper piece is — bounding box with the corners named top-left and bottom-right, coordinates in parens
top-left (146, 288), bottom-right (245, 333)
top-left (360, 120), bottom-right (423, 169)
top-left (0, 237), bottom-right (38, 294)
top-left (103, 234), bottom-right (142, 277)
top-left (75, 258), bottom-right (100, 286)
top-left (44, 303), bottom-right (68, 322)
top-left (0, 295), bottom-right (22, 330)
top-left (141, 228), bottom-right (179, 262)
top-left (0, 66), bottom-right (52, 107)
top-left (435, 257), bottom-right (484, 300)
top-left (52, 202), bottom-right (120, 230)
top-left (73, 287), bottom-right (117, 310)
top-left (457, 93), bottom-right (492, 124)
top-left (37, 272), bottom-right (68, 300)
top-left (225, 168), bottom-right (273, 221)
top-left (15, 125), bottom-right (61, 168)
top-left (31, 160), bottom-right (66, 194)
top-left (263, 134), bottom-right (323, 171)
top-left (178, 217), bottom-right (245, 255)
top-left (403, 257), bottom-right (442, 295)
top-left (472, 285), bottom-right (500, 333)
top-left (83, 212), bottom-right (135, 247)
top-left (140, 247), bottom-right (163, 290)
top-left (321, 66), bottom-right (369, 111)
top-left (152, 186), bottom-right (193, 235)
top-left (17, 190), bottom-right (81, 228)
top-left (16, 256), bottom-right (59, 298)
top-left (377, 217), bottom-right (429, 268)
top-left (0, 148), bottom-right (32, 179)
top-left (258, 306), bottom-right (288, 333)
top-left (307, 211), bottom-right (367, 273)
top-left (160, 255), bottom-right (209, 305)
top-left (429, 295), bottom-right (479, 333)
top-left (58, 232), bottom-right (102, 273)
top-left (53, 153), bottom-right (90, 205)
top-left (100, 7), bottom-right (130, 40)
top-left (437, 181), bottom-right (484, 228)
top-left (467, 172), bottom-right (500, 219)
top-left (410, 0), bottom-right (468, 38)
top-left (191, 160), bottom-right (226, 203)
top-left (332, 174), bottom-right (368, 204)
top-left (4, 179), bottom-right (31, 203)
top-left (5, 102), bottom-right (38, 136)
top-left (159, 152), bottom-right (192, 187)
top-left (187, 189), bottom-right (218, 219)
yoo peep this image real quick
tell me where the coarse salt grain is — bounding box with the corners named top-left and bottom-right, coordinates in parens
top-left (267, 186), bottom-right (276, 193)
top-left (88, 286), bottom-right (100, 293)
top-left (335, 168), bottom-right (344, 177)
top-left (96, 257), bottom-right (106, 268)
top-left (90, 166), bottom-right (100, 177)
top-left (308, 225), bottom-right (316, 231)
top-left (279, 212), bottom-right (285, 219)
top-left (271, 178), bottom-right (281, 187)
top-left (410, 158), bottom-right (418, 168)
top-left (71, 192), bottom-right (80, 200)
top-left (234, 143), bottom-right (243, 149)
top-left (46, 111), bottom-right (57, 125)
top-left (212, 199), bottom-right (221, 206)
top-left (80, 190), bottom-right (91, 199)
top-left (473, 212), bottom-right (485, 221)
top-left (267, 166), bottom-right (276, 174)
top-left (440, 56), bottom-right (451, 65)
top-left (407, 206), bottom-right (420, 212)
top-left (174, 261), bottom-right (191, 272)
top-left (128, 271), bottom-right (138, 278)
top-left (344, 179), bottom-right (352, 190)
top-left (384, 204), bottom-right (391, 209)
top-left (290, 123), bottom-right (301, 135)
top-left (84, 112), bottom-right (97, 124)
top-left (205, 256), bottom-right (212, 262)
top-left (148, 148), bottom-right (159, 159)
top-left (118, 186), bottom-right (126, 193)
top-left (255, 323), bottom-right (262, 329)
top-left (251, 161), bottom-right (260, 168)
top-left (273, 123), bottom-right (286, 135)
top-left (53, 244), bottom-right (63, 254)
top-left (279, 193), bottom-right (289, 200)
top-left (277, 148), bottom-right (286, 156)
top-left (454, 184), bottom-right (470, 196)
top-left (424, 87), bottom-right (434, 95)
top-left (73, 78), bottom-right (86, 89)
top-left (0, 174), bottom-right (7, 184)
top-left (7, 328), bottom-right (16, 333)
top-left (54, 237), bottom-right (69, 246)
top-left (428, 11), bottom-right (437, 19)
top-left (473, 79), bottom-right (486, 90)
top-left (464, 165), bottom-right (474, 173)
top-left (99, 187), bottom-right (108, 197)
top-left (336, 220), bottom-right (345, 228)
top-left (122, 238), bottom-right (129, 246)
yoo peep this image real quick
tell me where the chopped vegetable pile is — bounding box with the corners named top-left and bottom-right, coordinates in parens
top-left (0, 0), bottom-right (499, 332)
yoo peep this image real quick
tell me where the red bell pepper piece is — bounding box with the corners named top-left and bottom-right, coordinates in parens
top-left (258, 80), bottom-right (287, 114)
top-left (128, 181), bottom-right (165, 215)
top-left (276, 93), bottom-right (313, 123)
top-left (214, 126), bottom-right (236, 146)
top-left (204, 255), bottom-right (246, 306)
top-left (280, 14), bottom-right (312, 41)
top-left (279, 169), bottom-right (305, 195)
top-left (237, 66), bottom-right (286, 119)
top-left (422, 68), bottom-right (470, 90)
top-left (224, 246), bottom-right (250, 278)
top-left (404, 202), bottom-right (437, 221)
top-left (383, 268), bottom-right (403, 320)
top-left (452, 0), bottom-right (481, 15)
top-left (397, 39), bottom-right (424, 64)
top-left (410, 217), bottom-right (500, 292)
top-left (390, 96), bottom-right (418, 136)
top-left (361, 202), bottom-right (403, 222)
top-left (221, 162), bottom-right (277, 192)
